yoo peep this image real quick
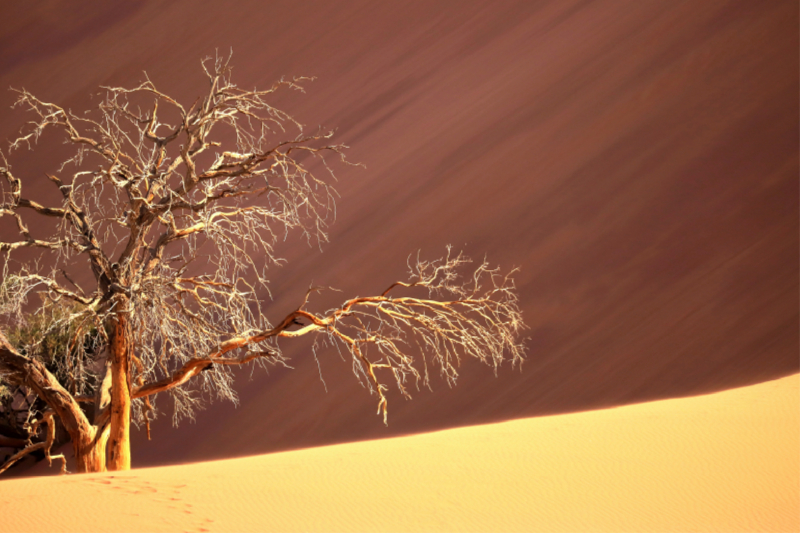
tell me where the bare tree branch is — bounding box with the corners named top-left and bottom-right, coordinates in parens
top-left (0, 410), bottom-right (66, 475)
top-left (0, 53), bottom-right (526, 473)
top-left (132, 249), bottom-right (524, 424)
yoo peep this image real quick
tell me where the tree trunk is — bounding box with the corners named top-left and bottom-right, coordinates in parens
top-left (72, 424), bottom-right (109, 473)
top-left (94, 358), bottom-right (112, 421)
top-left (107, 312), bottom-right (132, 471)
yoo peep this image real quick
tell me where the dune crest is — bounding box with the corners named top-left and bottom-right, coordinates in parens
top-left (1, 373), bottom-right (797, 532)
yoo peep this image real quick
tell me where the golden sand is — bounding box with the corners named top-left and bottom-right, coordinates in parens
top-left (1, 374), bottom-right (797, 532)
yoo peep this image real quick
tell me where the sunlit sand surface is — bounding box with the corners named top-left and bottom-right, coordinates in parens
top-left (1, 374), bottom-right (796, 532)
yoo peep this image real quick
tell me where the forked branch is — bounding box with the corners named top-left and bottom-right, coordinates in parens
top-left (0, 411), bottom-right (66, 475)
top-left (132, 250), bottom-right (525, 424)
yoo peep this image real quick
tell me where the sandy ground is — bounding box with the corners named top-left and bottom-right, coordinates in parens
top-left (2, 374), bottom-right (797, 532)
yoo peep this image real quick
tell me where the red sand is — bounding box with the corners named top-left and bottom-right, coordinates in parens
top-left (0, 0), bottom-right (796, 469)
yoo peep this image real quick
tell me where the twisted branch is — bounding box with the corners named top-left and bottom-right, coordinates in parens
top-left (0, 411), bottom-right (67, 475)
top-left (133, 249), bottom-right (524, 424)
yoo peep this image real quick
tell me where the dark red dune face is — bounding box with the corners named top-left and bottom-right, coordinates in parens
top-left (0, 0), bottom-right (796, 468)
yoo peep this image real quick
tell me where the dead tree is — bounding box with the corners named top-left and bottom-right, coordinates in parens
top-left (0, 54), bottom-right (525, 474)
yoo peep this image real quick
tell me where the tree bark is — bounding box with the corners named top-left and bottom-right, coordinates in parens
top-left (107, 312), bottom-right (132, 471)
top-left (0, 329), bottom-right (106, 473)
top-left (73, 424), bottom-right (108, 473)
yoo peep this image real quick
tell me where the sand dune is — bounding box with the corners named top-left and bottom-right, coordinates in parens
top-left (2, 374), bottom-right (797, 532)
top-left (0, 5), bottom-right (797, 531)
top-left (0, 0), bottom-right (797, 469)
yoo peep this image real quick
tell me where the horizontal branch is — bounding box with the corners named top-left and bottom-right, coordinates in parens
top-left (131, 253), bottom-right (524, 428)
top-left (16, 198), bottom-right (66, 217)
top-left (0, 236), bottom-right (85, 254)
top-left (8, 274), bottom-right (98, 307)
top-left (132, 350), bottom-right (278, 400)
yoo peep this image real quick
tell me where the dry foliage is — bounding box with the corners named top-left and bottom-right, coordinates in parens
top-left (0, 53), bottom-right (525, 473)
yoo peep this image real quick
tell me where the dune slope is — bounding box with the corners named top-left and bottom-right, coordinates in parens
top-left (1, 374), bottom-right (797, 532)
top-left (0, 0), bottom-right (796, 466)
